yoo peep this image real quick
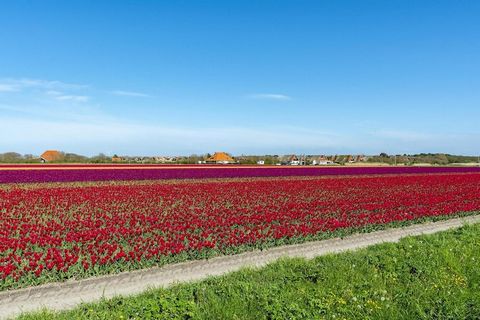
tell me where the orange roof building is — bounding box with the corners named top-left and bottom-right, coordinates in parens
top-left (40, 150), bottom-right (63, 163)
top-left (112, 156), bottom-right (122, 163)
top-left (206, 152), bottom-right (235, 164)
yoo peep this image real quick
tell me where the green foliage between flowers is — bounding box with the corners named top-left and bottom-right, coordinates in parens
top-left (3, 211), bottom-right (478, 291)
top-left (18, 222), bottom-right (480, 320)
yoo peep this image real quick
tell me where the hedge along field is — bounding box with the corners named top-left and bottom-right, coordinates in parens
top-left (19, 222), bottom-right (480, 320)
top-left (1, 173), bottom-right (480, 290)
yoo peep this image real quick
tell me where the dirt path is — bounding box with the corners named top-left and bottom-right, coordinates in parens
top-left (2, 215), bottom-right (480, 319)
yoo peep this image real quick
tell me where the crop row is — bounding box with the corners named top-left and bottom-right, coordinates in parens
top-left (1, 166), bottom-right (480, 183)
top-left (1, 173), bottom-right (479, 289)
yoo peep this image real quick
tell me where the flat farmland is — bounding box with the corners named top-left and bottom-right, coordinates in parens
top-left (1, 164), bottom-right (480, 183)
top-left (1, 166), bottom-right (480, 290)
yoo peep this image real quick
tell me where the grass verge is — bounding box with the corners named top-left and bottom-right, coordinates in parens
top-left (18, 222), bottom-right (480, 319)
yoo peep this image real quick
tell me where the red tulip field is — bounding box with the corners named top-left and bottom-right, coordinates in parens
top-left (1, 167), bottom-right (480, 290)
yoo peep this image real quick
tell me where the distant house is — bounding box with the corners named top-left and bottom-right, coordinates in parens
top-left (153, 156), bottom-right (168, 163)
top-left (346, 155), bottom-right (368, 163)
top-left (280, 155), bottom-right (300, 165)
top-left (154, 156), bottom-right (177, 163)
top-left (40, 150), bottom-right (63, 163)
top-left (257, 160), bottom-right (265, 165)
top-left (311, 156), bottom-right (333, 166)
top-left (206, 152), bottom-right (235, 164)
top-left (112, 155), bottom-right (122, 163)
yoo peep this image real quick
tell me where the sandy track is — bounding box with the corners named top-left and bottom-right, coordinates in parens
top-left (1, 215), bottom-right (480, 319)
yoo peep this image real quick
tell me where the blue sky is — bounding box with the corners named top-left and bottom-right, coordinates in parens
top-left (1, 1), bottom-right (479, 156)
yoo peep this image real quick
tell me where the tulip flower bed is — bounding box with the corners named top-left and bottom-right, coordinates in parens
top-left (1, 173), bottom-right (480, 290)
top-left (20, 223), bottom-right (480, 320)
top-left (1, 165), bottom-right (480, 183)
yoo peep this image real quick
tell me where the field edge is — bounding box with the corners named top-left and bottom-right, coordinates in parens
top-left (3, 214), bottom-right (480, 319)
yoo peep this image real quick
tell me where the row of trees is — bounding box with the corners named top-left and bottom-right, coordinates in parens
top-left (0, 152), bottom-right (478, 165)
top-left (0, 152), bottom-right (37, 163)
top-left (0, 152), bottom-right (109, 163)
top-left (368, 153), bottom-right (479, 165)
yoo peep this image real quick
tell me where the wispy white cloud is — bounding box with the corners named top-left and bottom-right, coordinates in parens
top-left (0, 102), bottom-right (114, 128)
top-left (110, 90), bottom-right (151, 97)
top-left (0, 84), bottom-right (19, 92)
top-left (45, 90), bottom-right (62, 96)
top-left (0, 115), bottom-right (348, 155)
top-left (46, 90), bottom-right (89, 103)
top-left (1, 112), bottom-right (478, 155)
top-left (54, 95), bottom-right (90, 102)
top-left (0, 78), bottom-right (88, 92)
top-left (247, 93), bottom-right (292, 101)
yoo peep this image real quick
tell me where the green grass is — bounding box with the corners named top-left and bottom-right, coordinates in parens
top-left (18, 222), bottom-right (480, 320)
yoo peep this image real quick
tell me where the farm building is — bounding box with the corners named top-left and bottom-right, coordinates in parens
top-left (206, 152), bottom-right (235, 164)
top-left (280, 155), bottom-right (301, 165)
top-left (153, 156), bottom-right (177, 163)
top-left (311, 156), bottom-right (333, 165)
top-left (111, 156), bottom-right (122, 163)
top-left (40, 150), bottom-right (63, 163)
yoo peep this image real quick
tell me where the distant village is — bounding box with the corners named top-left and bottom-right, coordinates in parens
top-left (29, 150), bottom-right (370, 165)
top-left (1, 150), bottom-right (478, 166)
